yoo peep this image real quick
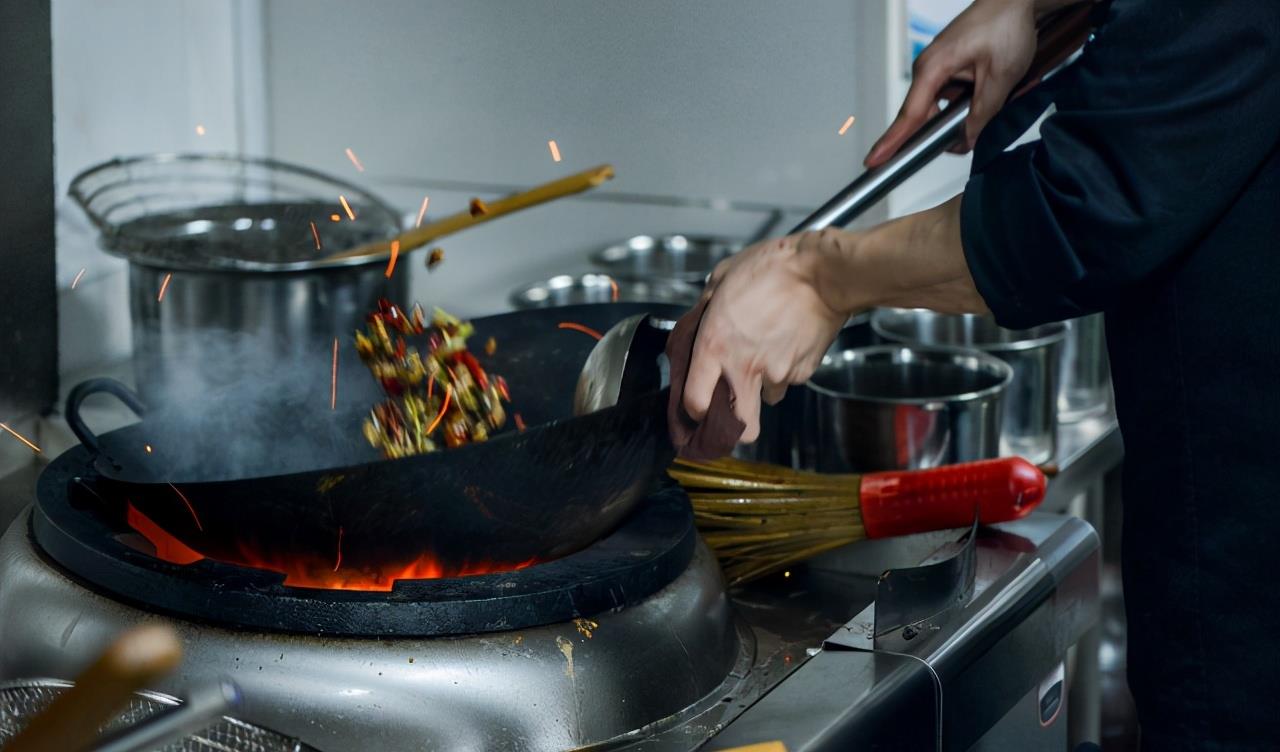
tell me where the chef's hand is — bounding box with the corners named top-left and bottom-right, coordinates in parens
top-left (681, 232), bottom-right (850, 443)
top-left (865, 0), bottom-right (1062, 166)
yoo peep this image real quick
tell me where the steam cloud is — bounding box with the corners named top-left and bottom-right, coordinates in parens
top-left (130, 325), bottom-right (383, 481)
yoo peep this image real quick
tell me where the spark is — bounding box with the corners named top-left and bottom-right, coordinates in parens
top-left (557, 321), bottom-right (603, 340)
top-left (0, 422), bottom-right (41, 454)
top-left (331, 338), bottom-right (339, 410)
top-left (71, 268), bottom-right (86, 289)
top-left (310, 221), bottom-right (322, 250)
top-left (157, 273), bottom-right (173, 302)
top-left (838, 115), bottom-right (856, 136)
top-left (195, 124), bottom-right (206, 136)
top-left (344, 147), bottom-right (365, 172)
top-left (783, 570), bottom-right (792, 578)
top-left (333, 526), bottom-right (345, 571)
top-left (339, 195), bottom-right (357, 221)
top-left (514, 413), bottom-right (526, 431)
top-left (608, 276), bottom-right (619, 302)
top-left (384, 239), bottom-right (400, 279)
top-left (167, 482), bottom-right (204, 531)
top-left (548, 139), bottom-right (562, 162)
top-left (144, 444), bottom-right (153, 454)
top-left (330, 213), bottom-right (342, 222)
top-left (415, 195), bottom-right (430, 228)
top-left (425, 384), bottom-right (453, 435)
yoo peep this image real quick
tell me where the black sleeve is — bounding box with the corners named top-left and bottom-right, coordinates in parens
top-left (960, 0), bottom-right (1280, 328)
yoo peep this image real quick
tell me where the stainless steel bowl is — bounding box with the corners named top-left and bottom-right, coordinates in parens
top-left (590, 234), bottom-right (743, 284)
top-left (871, 309), bottom-right (1067, 464)
top-left (509, 273), bottom-right (702, 309)
top-left (805, 345), bottom-right (1011, 472)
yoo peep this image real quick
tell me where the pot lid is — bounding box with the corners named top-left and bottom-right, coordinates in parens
top-left (69, 154), bottom-right (403, 273)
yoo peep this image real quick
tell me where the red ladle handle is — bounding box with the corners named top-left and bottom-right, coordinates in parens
top-left (858, 458), bottom-right (1046, 539)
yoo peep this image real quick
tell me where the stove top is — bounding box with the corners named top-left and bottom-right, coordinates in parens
top-left (0, 444), bottom-right (1100, 752)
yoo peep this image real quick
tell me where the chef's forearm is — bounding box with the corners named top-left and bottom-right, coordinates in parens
top-left (798, 194), bottom-right (990, 316)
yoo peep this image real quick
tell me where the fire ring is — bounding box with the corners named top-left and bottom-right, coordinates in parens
top-left (32, 444), bottom-right (697, 637)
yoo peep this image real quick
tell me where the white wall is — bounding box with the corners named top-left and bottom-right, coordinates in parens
top-left (260, 0), bottom-right (891, 315)
top-left (52, 0), bottom-right (256, 375)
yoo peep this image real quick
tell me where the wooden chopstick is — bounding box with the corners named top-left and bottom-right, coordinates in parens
top-left (2, 624), bottom-right (182, 752)
top-left (323, 164), bottom-right (615, 262)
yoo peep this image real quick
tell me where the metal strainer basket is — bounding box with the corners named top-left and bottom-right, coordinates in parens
top-left (0, 680), bottom-right (316, 752)
top-left (68, 153), bottom-right (402, 272)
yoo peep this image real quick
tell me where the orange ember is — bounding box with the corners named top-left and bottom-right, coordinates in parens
top-left (384, 239), bottom-right (400, 279)
top-left (415, 195), bottom-right (430, 228)
top-left (557, 321), bottom-right (603, 340)
top-left (128, 504), bottom-right (202, 565)
top-left (126, 503), bottom-right (537, 591)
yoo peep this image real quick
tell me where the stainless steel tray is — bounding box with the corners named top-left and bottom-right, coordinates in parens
top-left (510, 272), bottom-right (701, 309)
top-left (590, 234), bottom-right (743, 284)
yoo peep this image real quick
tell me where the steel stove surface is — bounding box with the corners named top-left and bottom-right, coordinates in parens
top-left (0, 444), bottom-right (1099, 751)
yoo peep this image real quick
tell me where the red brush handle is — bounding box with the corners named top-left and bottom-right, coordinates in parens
top-left (858, 458), bottom-right (1046, 539)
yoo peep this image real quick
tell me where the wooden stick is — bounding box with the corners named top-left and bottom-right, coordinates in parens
top-left (3, 624), bottom-right (182, 752)
top-left (323, 164), bottom-right (615, 262)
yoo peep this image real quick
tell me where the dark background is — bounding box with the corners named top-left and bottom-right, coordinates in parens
top-left (0, 0), bottom-right (56, 421)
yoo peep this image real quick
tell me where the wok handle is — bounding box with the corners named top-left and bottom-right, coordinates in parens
top-left (858, 457), bottom-right (1046, 539)
top-left (66, 378), bottom-right (147, 466)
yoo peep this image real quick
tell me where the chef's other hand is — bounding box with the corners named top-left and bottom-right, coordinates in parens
top-left (865, 0), bottom-right (1047, 167)
top-left (682, 232), bottom-right (848, 444)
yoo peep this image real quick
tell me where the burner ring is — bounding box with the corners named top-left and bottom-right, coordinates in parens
top-left (33, 447), bottom-right (697, 637)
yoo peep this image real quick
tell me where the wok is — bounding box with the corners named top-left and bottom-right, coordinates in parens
top-left (65, 303), bottom-right (683, 576)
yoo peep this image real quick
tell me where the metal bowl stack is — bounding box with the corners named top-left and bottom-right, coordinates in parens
top-left (508, 234), bottom-right (742, 311)
top-left (870, 309), bottom-right (1068, 465)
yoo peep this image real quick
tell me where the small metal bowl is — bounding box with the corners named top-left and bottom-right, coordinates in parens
top-left (590, 234), bottom-right (744, 284)
top-left (509, 273), bottom-right (702, 309)
top-left (806, 345), bottom-right (1012, 472)
top-left (871, 309), bottom-right (1068, 463)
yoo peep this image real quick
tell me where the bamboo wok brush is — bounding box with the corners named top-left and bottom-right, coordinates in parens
top-left (669, 456), bottom-right (1046, 585)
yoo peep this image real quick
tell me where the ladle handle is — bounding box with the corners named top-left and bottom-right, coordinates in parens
top-left (65, 378), bottom-right (147, 468)
top-left (790, 2), bottom-right (1096, 233)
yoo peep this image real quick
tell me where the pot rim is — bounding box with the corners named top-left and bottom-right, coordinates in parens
top-left (870, 308), bottom-right (1069, 353)
top-left (508, 272), bottom-right (703, 309)
top-left (69, 153), bottom-right (403, 274)
top-left (806, 344), bottom-right (1013, 405)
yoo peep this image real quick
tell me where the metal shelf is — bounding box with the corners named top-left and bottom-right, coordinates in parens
top-left (1044, 414), bottom-right (1123, 513)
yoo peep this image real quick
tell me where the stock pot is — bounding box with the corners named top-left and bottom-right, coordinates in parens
top-left (70, 154), bottom-right (406, 406)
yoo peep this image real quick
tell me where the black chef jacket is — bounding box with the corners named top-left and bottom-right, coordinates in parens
top-left (960, 2), bottom-right (1280, 750)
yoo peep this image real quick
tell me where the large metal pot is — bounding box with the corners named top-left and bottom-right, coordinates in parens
top-left (69, 154), bottom-right (406, 406)
top-left (805, 344), bottom-right (1011, 472)
top-left (871, 309), bottom-right (1067, 464)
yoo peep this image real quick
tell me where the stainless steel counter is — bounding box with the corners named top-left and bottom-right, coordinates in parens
top-left (1043, 415), bottom-right (1123, 513)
